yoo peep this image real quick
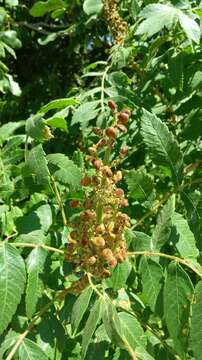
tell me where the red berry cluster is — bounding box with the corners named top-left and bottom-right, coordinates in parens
top-left (66, 100), bottom-right (131, 279)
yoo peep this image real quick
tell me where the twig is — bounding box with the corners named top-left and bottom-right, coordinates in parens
top-left (86, 272), bottom-right (104, 299)
top-left (51, 175), bottom-right (68, 226)
top-left (131, 178), bottom-right (202, 230)
top-left (101, 65), bottom-right (110, 112)
top-left (8, 242), bottom-right (64, 255)
top-left (128, 251), bottom-right (202, 278)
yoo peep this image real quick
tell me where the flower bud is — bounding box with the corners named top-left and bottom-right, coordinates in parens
top-left (102, 166), bottom-right (113, 177)
top-left (69, 200), bottom-right (80, 208)
top-left (105, 127), bottom-right (116, 139)
top-left (80, 176), bottom-right (92, 186)
top-left (96, 224), bottom-right (105, 233)
top-left (42, 126), bottom-right (54, 140)
top-left (118, 112), bottom-right (129, 124)
top-left (108, 100), bottom-right (117, 111)
top-left (113, 170), bottom-right (122, 183)
top-left (87, 256), bottom-right (97, 266)
top-left (88, 146), bottom-right (97, 155)
top-left (114, 188), bottom-right (124, 198)
top-left (92, 236), bottom-right (105, 247)
top-left (102, 248), bottom-right (114, 260)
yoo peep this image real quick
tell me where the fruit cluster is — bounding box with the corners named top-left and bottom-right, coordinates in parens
top-left (66, 101), bottom-right (131, 279)
top-left (103, 0), bottom-right (127, 43)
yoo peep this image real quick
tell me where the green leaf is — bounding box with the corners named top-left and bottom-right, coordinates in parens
top-left (172, 212), bottom-right (199, 260)
top-left (0, 121), bottom-right (24, 144)
top-left (136, 4), bottom-right (178, 38)
top-left (17, 204), bottom-right (53, 235)
top-left (127, 230), bottom-right (153, 251)
top-left (39, 97), bottom-right (78, 114)
top-left (164, 262), bottom-right (194, 357)
top-left (152, 195), bottom-right (175, 250)
top-left (19, 338), bottom-right (49, 360)
top-left (83, 0), bottom-right (103, 15)
top-left (141, 109), bottom-right (184, 184)
top-left (125, 168), bottom-right (154, 201)
top-left (47, 153), bottom-right (82, 187)
top-left (189, 281), bottom-right (202, 360)
top-left (82, 298), bottom-right (102, 359)
top-left (30, 0), bottom-right (65, 17)
top-left (105, 260), bottom-right (132, 291)
top-left (71, 286), bottom-right (93, 333)
top-left (119, 312), bottom-right (154, 360)
top-left (71, 101), bottom-right (100, 126)
top-left (102, 297), bottom-right (125, 348)
top-left (26, 247), bottom-right (47, 318)
top-left (136, 4), bottom-right (200, 44)
top-left (6, 74), bottom-right (21, 96)
top-left (139, 257), bottom-right (163, 312)
top-left (0, 242), bottom-right (26, 335)
top-left (178, 12), bottom-right (200, 44)
top-left (26, 114), bottom-right (46, 141)
top-left (0, 330), bottom-right (18, 358)
top-left (45, 116), bottom-right (67, 131)
top-left (27, 145), bottom-right (50, 186)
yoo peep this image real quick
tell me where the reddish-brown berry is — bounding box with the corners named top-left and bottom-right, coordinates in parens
top-left (108, 100), bottom-right (117, 111)
top-left (80, 176), bottom-right (92, 186)
top-left (92, 159), bottom-right (102, 170)
top-left (105, 127), bottom-right (116, 139)
top-left (108, 257), bottom-right (117, 268)
top-left (118, 112), bottom-right (129, 124)
top-left (120, 146), bottom-right (129, 157)
top-left (69, 200), bottom-right (80, 208)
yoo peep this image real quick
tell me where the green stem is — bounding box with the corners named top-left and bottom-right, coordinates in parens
top-left (6, 242), bottom-right (64, 255)
top-left (128, 251), bottom-right (202, 278)
top-left (51, 175), bottom-right (67, 227)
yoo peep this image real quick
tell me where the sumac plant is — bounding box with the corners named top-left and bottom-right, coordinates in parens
top-left (0, 0), bottom-right (202, 359)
